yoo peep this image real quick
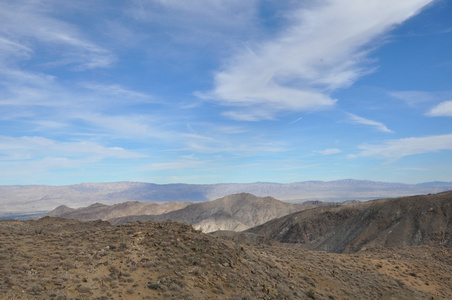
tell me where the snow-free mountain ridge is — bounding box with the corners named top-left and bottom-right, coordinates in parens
top-left (1, 179), bottom-right (452, 216)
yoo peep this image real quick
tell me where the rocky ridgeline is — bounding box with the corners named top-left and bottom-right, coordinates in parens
top-left (48, 193), bottom-right (333, 233)
top-left (247, 191), bottom-right (452, 253)
top-left (0, 217), bottom-right (451, 299)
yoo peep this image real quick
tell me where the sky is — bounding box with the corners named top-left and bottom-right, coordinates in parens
top-left (0, 0), bottom-right (451, 185)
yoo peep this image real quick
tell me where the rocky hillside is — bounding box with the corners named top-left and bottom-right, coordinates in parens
top-left (47, 201), bottom-right (192, 222)
top-left (0, 217), bottom-right (451, 299)
top-left (247, 191), bottom-right (452, 253)
top-left (109, 193), bottom-right (330, 232)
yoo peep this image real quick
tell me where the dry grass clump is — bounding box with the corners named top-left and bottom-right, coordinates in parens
top-left (0, 217), bottom-right (451, 299)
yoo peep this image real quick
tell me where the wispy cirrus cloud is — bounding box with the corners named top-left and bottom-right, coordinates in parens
top-left (142, 159), bottom-right (206, 171)
top-left (0, 136), bottom-right (146, 161)
top-left (351, 134), bottom-right (452, 160)
top-left (390, 90), bottom-right (438, 107)
top-left (129, 0), bottom-right (257, 34)
top-left (185, 141), bottom-right (286, 155)
top-left (346, 113), bottom-right (394, 133)
top-left (315, 148), bottom-right (342, 155)
top-left (81, 83), bottom-right (154, 102)
top-left (0, 0), bottom-right (115, 70)
top-left (202, 0), bottom-right (433, 120)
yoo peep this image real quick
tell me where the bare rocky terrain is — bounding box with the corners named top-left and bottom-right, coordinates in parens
top-left (247, 191), bottom-right (452, 253)
top-left (108, 193), bottom-right (335, 232)
top-left (48, 193), bottom-right (332, 233)
top-left (47, 201), bottom-right (193, 222)
top-left (3, 179), bottom-right (452, 216)
top-left (1, 217), bottom-right (451, 299)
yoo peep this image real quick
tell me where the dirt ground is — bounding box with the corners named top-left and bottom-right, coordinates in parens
top-left (1, 217), bottom-right (451, 299)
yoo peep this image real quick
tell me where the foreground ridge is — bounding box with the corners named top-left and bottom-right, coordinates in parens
top-left (0, 217), bottom-right (451, 299)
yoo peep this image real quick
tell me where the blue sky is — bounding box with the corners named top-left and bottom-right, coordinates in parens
top-left (0, 0), bottom-right (451, 185)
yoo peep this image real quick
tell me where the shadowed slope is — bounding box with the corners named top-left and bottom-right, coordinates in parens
top-left (246, 191), bottom-right (452, 253)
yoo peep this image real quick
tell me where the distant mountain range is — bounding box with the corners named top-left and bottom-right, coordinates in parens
top-left (1, 179), bottom-right (452, 216)
top-left (109, 194), bottom-right (340, 232)
top-left (49, 193), bottom-right (334, 232)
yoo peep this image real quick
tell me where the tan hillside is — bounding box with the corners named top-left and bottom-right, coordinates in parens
top-left (0, 217), bottom-right (451, 299)
top-left (109, 193), bottom-right (329, 232)
top-left (47, 201), bottom-right (193, 222)
top-left (246, 191), bottom-right (452, 253)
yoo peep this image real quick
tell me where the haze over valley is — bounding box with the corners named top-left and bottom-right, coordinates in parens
top-left (2, 179), bottom-right (452, 218)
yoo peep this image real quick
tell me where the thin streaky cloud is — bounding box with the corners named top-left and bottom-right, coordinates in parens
top-left (351, 134), bottom-right (452, 159)
top-left (185, 141), bottom-right (286, 154)
top-left (182, 133), bottom-right (213, 141)
top-left (289, 116), bottom-right (303, 125)
top-left (0, 136), bottom-right (146, 160)
top-left (0, 1), bottom-right (115, 70)
top-left (80, 83), bottom-right (155, 102)
top-left (347, 113), bottom-right (394, 133)
top-left (390, 90), bottom-right (437, 106)
top-left (142, 160), bottom-right (206, 171)
top-left (389, 90), bottom-right (452, 109)
top-left (221, 110), bottom-right (275, 122)
top-left (315, 148), bottom-right (342, 155)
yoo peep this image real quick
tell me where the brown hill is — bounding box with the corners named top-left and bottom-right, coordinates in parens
top-left (246, 191), bottom-right (452, 253)
top-left (1, 217), bottom-right (451, 299)
top-left (47, 201), bottom-right (192, 222)
top-left (109, 193), bottom-right (330, 232)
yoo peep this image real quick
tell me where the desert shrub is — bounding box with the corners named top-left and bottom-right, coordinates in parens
top-left (147, 282), bottom-right (161, 290)
top-left (26, 285), bottom-right (44, 295)
top-left (75, 285), bottom-right (91, 293)
top-left (305, 289), bottom-right (315, 299)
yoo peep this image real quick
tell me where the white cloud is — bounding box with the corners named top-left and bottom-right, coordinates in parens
top-left (81, 83), bottom-right (152, 101)
top-left (70, 113), bottom-right (171, 139)
top-left (0, 37), bottom-right (33, 62)
top-left (203, 0), bottom-right (433, 120)
top-left (185, 141), bottom-right (286, 154)
top-left (351, 134), bottom-right (452, 159)
top-left (315, 148), bottom-right (342, 155)
top-left (128, 0), bottom-right (258, 52)
top-left (390, 90), bottom-right (437, 106)
top-left (221, 110), bottom-right (275, 122)
top-left (130, 0), bottom-right (257, 31)
top-left (427, 100), bottom-right (452, 117)
top-left (347, 113), bottom-right (394, 133)
top-left (143, 160), bottom-right (206, 171)
top-left (0, 136), bottom-right (146, 160)
top-left (0, 1), bottom-right (115, 70)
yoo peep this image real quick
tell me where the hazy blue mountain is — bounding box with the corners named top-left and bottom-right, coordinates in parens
top-left (1, 179), bottom-right (452, 215)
